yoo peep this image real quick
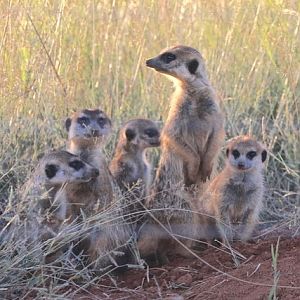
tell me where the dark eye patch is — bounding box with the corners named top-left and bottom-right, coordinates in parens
top-left (160, 52), bottom-right (176, 64)
top-left (246, 151), bottom-right (257, 160)
top-left (144, 128), bottom-right (159, 138)
top-left (232, 149), bottom-right (240, 159)
top-left (97, 117), bottom-right (106, 127)
top-left (45, 164), bottom-right (58, 179)
top-left (69, 160), bottom-right (85, 171)
top-left (125, 128), bottom-right (136, 141)
top-left (78, 116), bottom-right (90, 127)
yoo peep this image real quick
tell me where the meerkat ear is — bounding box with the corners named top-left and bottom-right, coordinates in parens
top-left (226, 148), bottom-right (230, 157)
top-left (187, 59), bottom-right (199, 74)
top-left (45, 164), bottom-right (58, 179)
top-left (125, 128), bottom-right (135, 141)
top-left (65, 118), bottom-right (72, 132)
top-left (261, 150), bottom-right (267, 162)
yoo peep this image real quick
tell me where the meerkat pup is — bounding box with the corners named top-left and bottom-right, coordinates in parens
top-left (110, 119), bottom-right (160, 223)
top-left (65, 109), bottom-right (136, 270)
top-left (138, 45), bottom-right (225, 264)
top-left (20, 150), bottom-right (99, 262)
top-left (201, 136), bottom-right (267, 243)
top-left (65, 108), bottom-right (113, 217)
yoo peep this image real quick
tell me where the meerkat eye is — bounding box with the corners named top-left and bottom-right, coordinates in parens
top-left (45, 164), bottom-right (59, 179)
top-left (69, 160), bottom-right (85, 171)
top-left (232, 149), bottom-right (240, 159)
top-left (125, 128), bottom-right (136, 141)
top-left (144, 128), bottom-right (159, 138)
top-left (246, 151), bottom-right (257, 160)
top-left (78, 117), bottom-right (90, 127)
top-left (97, 117), bottom-right (106, 126)
top-left (160, 52), bottom-right (176, 64)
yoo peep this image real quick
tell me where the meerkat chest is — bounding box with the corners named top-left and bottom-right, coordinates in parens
top-left (227, 202), bottom-right (246, 223)
top-left (33, 187), bottom-right (68, 232)
top-left (167, 104), bottom-right (210, 131)
top-left (222, 180), bottom-right (255, 219)
top-left (143, 159), bottom-right (151, 180)
top-left (164, 100), bottom-right (214, 155)
top-left (227, 175), bottom-right (259, 198)
top-left (125, 160), bottom-right (148, 183)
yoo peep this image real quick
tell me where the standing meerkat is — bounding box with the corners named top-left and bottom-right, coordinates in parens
top-left (65, 109), bottom-right (113, 217)
top-left (146, 45), bottom-right (224, 186)
top-left (201, 136), bottom-right (267, 243)
top-left (138, 45), bottom-right (225, 264)
top-left (110, 118), bottom-right (160, 222)
top-left (19, 150), bottom-right (99, 262)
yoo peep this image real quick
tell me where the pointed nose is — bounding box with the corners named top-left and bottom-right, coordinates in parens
top-left (146, 58), bottom-right (152, 66)
top-left (238, 162), bottom-right (245, 169)
top-left (146, 58), bottom-right (157, 68)
top-left (91, 130), bottom-right (100, 137)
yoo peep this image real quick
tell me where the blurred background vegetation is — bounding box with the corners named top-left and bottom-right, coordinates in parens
top-left (0, 0), bottom-right (299, 221)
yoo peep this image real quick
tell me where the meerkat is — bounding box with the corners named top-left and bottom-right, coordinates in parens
top-left (146, 45), bottom-right (224, 186)
top-left (201, 136), bottom-right (267, 243)
top-left (138, 45), bottom-right (225, 264)
top-left (109, 119), bottom-right (160, 224)
top-left (65, 109), bottom-right (136, 270)
top-left (65, 108), bottom-right (113, 218)
top-left (19, 150), bottom-right (99, 262)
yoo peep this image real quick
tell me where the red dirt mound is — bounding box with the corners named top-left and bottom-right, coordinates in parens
top-left (76, 229), bottom-right (300, 299)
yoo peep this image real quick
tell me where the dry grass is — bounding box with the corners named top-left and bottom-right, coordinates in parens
top-left (0, 0), bottom-right (299, 298)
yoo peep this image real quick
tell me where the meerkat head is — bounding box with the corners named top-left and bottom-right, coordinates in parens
top-left (38, 150), bottom-right (99, 185)
top-left (65, 109), bottom-right (112, 142)
top-left (121, 119), bottom-right (160, 151)
top-left (146, 45), bottom-right (208, 85)
top-left (225, 136), bottom-right (267, 172)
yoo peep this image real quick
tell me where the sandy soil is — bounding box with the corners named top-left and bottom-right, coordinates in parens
top-left (75, 226), bottom-right (300, 299)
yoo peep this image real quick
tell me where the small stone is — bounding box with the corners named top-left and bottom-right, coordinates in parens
top-left (165, 293), bottom-right (184, 300)
top-left (146, 286), bottom-right (158, 293)
top-left (176, 273), bottom-right (193, 286)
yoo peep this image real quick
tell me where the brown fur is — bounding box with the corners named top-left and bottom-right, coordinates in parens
top-left (66, 137), bottom-right (113, 219)
top-left (200, 136), bottom-right (267, 243)
top-left (65, 109), bottom-right (113, 219)
top-left (20, 150), bottom-right (99, 262)
top-left (138, 45), bottom-right (225, 263)
top-left (110, 119), bottom-right (160, 225)
top-left (65, 110), bottom-right (135, 269)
